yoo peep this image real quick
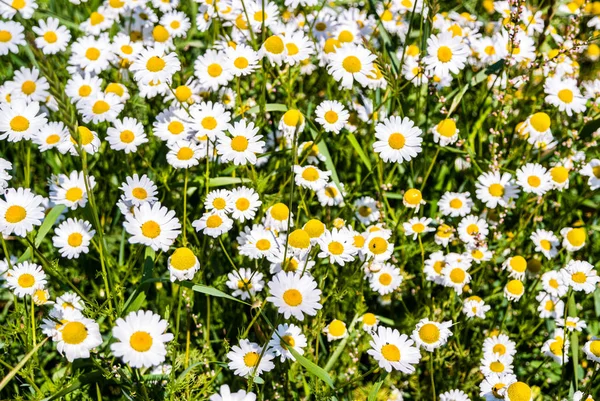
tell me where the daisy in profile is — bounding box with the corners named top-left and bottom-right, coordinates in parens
top-left (524, 111), bottom-right (551, 139)
top-left (0, 187), bottom-right (45, 237)
top-left (259, 34), bottom-right (287, 66)
top-left (504, 279), bottom-right (525, 301)
top-left (435, 224), bottom-right (455, 247)
top-left (516, 163), bottom-right (552, 195)
top-left (55, 314), bottom-right (102, 362)
top-left (370, 263), bottom-right (403, 295)
top-left (0, 99), bottom-right (47, 142)
top-left (111, 310), bottom-right (174, 368)
top-left (354, 196), bottom-right (380, 224)
top-left (192, 211), bottom-right (234, 238)
top-left (580, 159), bottom-right (600, 190)
top-left (560, 260), bottom-right (599, 293)
top-left (583, 337), bottom-right (600, 363)
top-left (544, 76), bottom-right (587, 116)
top-left (317, 182), bottom-right (345, 207)
top-left (264, 202), bottom-right (293, 232)
top-left (529, 229), bottom-right (558, 259)
top-left (0, 21), bottom-right (25, 55)
top-left (167, 247), bottom-right (200, 282)
top-left (56, 292), bottom-right (85, 312)
top-left (49, 171), bottom-right (95, 210)
top-left (315, 100), bottom-right (349, 134)
top-left (541, 329), bottom-right (569, 364)
top-left (373, 116), bottom-right (423, 163)
top-left (226, 268), bottom-right (264, 300)
top-left (106, 117), bottom-right (147, 153)
top-left (361, 313), bottom-right (379, 332)
top-left (166, 140), bottom-right (202, 169)
top-left (323, 319), bottom-right (347, 341)
top-left (130, 44), bottom-right (181, 85)
top-left (227, 339), bottom-right (275, 378)
top-left (266, 271), bottom-right (322, 321)
top-left (226, 44), bottom-right (259, 76)
top-left (120, 174), bottom-right (158, 206)
top-left (194, 49), bottom-right (233, 90)
top-left (412, 319), bottom-right (453, 352)
top-left (293, 165), bottom-right (330, 191)
top-left (502, 256), bottom-right (528, 280)
top-left (438, 191), bottom-right (472, 217)
top-left (432, 118), bottom-right (459, 146)
top-left (423, 32), bottom-right (468, 77)
top-left (403, 188), bottom-right (425, 211)
top-left (286, 229), bottom-right (312, 256)
top-left (424, 251), bottom-right (446, 284)
top-left (6, 262), bottom-right (47, 298)
top-left (268, 323), bottom-right (307, 362)
top-left (462, 296), bottom-right (491, 319)
top-left (327, 44), bottom-right (376, 89)
top-left (217, 120), bottom-right (265, 165)
top-left (124, 202), bottom-right (181, 252)
top-left (368, 326), bottom-right (421, 373)
top-left (549, 165), bottom-right (570, 190)
top-left (32, 17), bottom-right (70, 55)
top-left (560, 226), bottom-right (586, 251)
top-left (209, 385), bottom-right (256, 401)
top-left (475, 171), bottom-right (520, 208)
top-left (557, 316), bottom-right (587, 332)
top-left (403, 217), bottom-right (434, 240)
top-left (230, 187), bottom-right (261, 222)
top-left (52, 218), bottom-right (95, 259)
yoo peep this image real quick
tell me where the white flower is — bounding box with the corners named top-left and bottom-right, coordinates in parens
top-left (209, 385), bottom-right (256, 401)
top-left (52, 218), bottom-right (95, 259)
top-left (544, 76), bottom-right (587, 116)
top-left (266, 271), bottom-right (322, 321)
top-left (167, 247), bottom-right (200, 282)
top-left (560, 260), bottom-right (599, 294)
top-left (367, 326), bottom-right (421, 373)
top-left (226, 339), bottom-right (275, 378)
top-left (55, 314), bottom-right (102, 362)
top-left (123, 202), bottom-right (181, 252)
top-left (268, 323), bottom-right (307, 362)
top-left (327, 44), bottom-right (376, 89)
top-left (217, 120), bottom-right (265, 165)
top-left (226, 268), bottom-right (264, 300)
top-left (411, 319), bottom-right (453, 352)
top-left (423, 32), bottom-right (469, 77)
top-left (6, 262), bottom-right (47, 298)
top-left (0, 187), bottom-right (45, 237)
top-left (373, 116), bottom-right (423, 163)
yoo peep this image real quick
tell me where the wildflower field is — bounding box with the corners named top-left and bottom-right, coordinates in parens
top-left (1, 0), bottom-right (600, 399)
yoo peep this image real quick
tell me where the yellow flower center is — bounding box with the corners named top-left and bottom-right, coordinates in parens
top-left (571, 272), bottom-right (587, 284)
top-left (65, 187), bottom-right (83, 202)
top-left (323, 38), bottom-right (341, 54)
top-left (168, 121), bottom-right (184, 135)
top-left (388, 133), bottom-right (405, 149)
top-left (0, 30), bottom-right (12, 42)
top-left (437, 46), bottom-right (453, 62)
top-left (280, 335), bottom-right (295, 349)
top-left (509, 256), bottom-right (527, 273)
top-left (567, 228), bottom-right (585, 246)
top-left (92, 100), bottom-right (110, 114)
top-left (106, 83), bottom-right (124, 96)
top-left (10, 116), bottom-right (29, 132)
top-left (328, 241), bottom-right (344, 255)
top-left (589, 340), bottom-right (600, 357)
top-left (264, 35), bottom-right (284, 54)
top-left (328, 320), bottom-right (346, 336)
top-left (338, 30), bottom-right (354, 43)
top-left (404, 189), bottom-right (422, 205)
top-left (170, 247), bottom-right (196, 270)
top-left (146, 56), bottom-right (166, 72)
top-left (288, 229), bottom-right (310, 249)
top-left (437, 119), bottom-right (456, 137)
top-left (12, 0), bottom-right (25, 9)
top-left (301, 167), bottom-right (319, 182)
top-left (506, 382), bottom-right (532, 401)
top-left (368, 237), bottom-right (388, 255)
top-left (449, 268), bottom-right (465, 283)
top-left (206, 215), bottom-right (223, 228)
top-left (490, 361), bottom-right (505, 373)
top-left (5, 205), bottom-right (27, 223)
top-left (152, 25), bottom-right (170, 42)
top-left (506, 280), bottom-right (524, 295)
top-left (540, 239), bottom-right (552, 251)
top-left (243, 351), bottom-right (259, 367)
top-left (68, 233), bottom-right (83, 247)
top-left (550, 166), bottom-right (568, 183)
top-left (234, 57), bottom-right (249, 69)
top-left (283, 289), bottom-right (302, 306)
top-left (235, 198), bottom-right (250, 211)
top-left (381, 344), bottom-right (401, 361)
top-left (283, 109), bottom-right (303, 127)
top-left (363, 313), bottom-right (377, 325)
top-left (256, 238), bottom-right (271, 251)
top-left (270, 203), bottom-right (289, 221)
top-left (130, 331), bottom-right (153, 352)
top-left (379, 272), bottom-right (393, 285)
top-left (530, 112), bottom-right (550, 132)
top-left (418, 323), bottom-right (440, 344)
top-left (79, 85), bottom-right (92, 97)
top-left (141, 220), bottom-right (161, 238)
top-left (132, 187), bottom-right (147, 200)
top-left (527, 176), bottom-right (541, 187)
top-left (207, 63), bottom-right (222, 77)
top-left (177, 147), bottom-right (194, 160)
top-left (22, 80), bottom-right (36, 95)
top-left (557, 89), bottom-right (573, 103)
top-left (488, 183), bottom-right (504, 197)
top-left (85, 47), bottom-right (100, 61)
top-left (119, 130), bottom-right (135, 143)
top-left (412, 223), bottom-right (425, 233)
top-left (62, 321), bottom-right (89, 344)
top-left (286, 43), bottom-right (299, 56)
top-left (303, 219), bottom-right (324, 238)
top-left (324, 110), bottom-right (339, 124)
top-left (493, 343), bottom-right (506, 355)
top-left (17, 273), bottom-right (35, 288)
top-left (342, 56), bottom-right (362, 73)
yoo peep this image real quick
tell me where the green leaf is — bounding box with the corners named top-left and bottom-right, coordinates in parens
top-left (242, 103), bottom-right (288, 116)
top-left (182, 282), bottom-right (251, 305)
top-left (580, 118), bottom-right (600, 139)
top-left (308, 128), bottom-right (343, 193)
top-left (34, 204), bottom-right (66, 247)
top-left (287, 346), bottom-right (334, 389)
top-left (347, 133), bottom-right (372, 169)
top-left (142, 247), bottom-right (155, 281)
top-left (594, 288), bottom-right (600, 317)
top-left (0, 338), bottom-right (49, 392)
top-left (16, 248), bottom-right (32, 263)
top-left (368, 373), bottom-right (388, 401)
top-left (209, 177), bottom-right (251, 187)
top-left (39, 370), bottom-right (103, 401)
top-left (448, 60), bottom-right (504, 117)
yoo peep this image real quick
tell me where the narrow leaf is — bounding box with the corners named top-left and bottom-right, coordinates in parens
top-left (287, 346), bottom-right (334, 389)
top-left (347, 133), bottom-right (372, 169)
top-left (183, 282), bottom-right (251, 305)
top-left (35, 204), bottom-right (66, 247)
top-left (209, 177), bottom-right (251, 187)
top-left (368, 373), bottom-right (387, 401)
top-left (242, 103), bottom-right (288, 116)
top-left (0, 338), bottom-right (49, 392)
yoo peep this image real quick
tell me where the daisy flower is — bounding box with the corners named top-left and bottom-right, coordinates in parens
top-left (167, 247), bottom-right (200, 282)
top-left (462, 296), bottom-right (491, 319)
top-left (268, 323), bottom-right (307, 362)
top-left (209, 385), bottom-right (256, 401)
top-left (370, 263), bottom-right (403, 295)
top-left (0, 158), bottom-right (12, 194)
top-left (34, 121), bottom-right (68, 151)
top-left (8, 67), bottom-right (50, 103)
top-left (504, 279), bottom-right (525, 301)
top-left (204, 189), bottom-right (232, 214)
top-left (161, 11), bottom-right (191, 38)
top-left (541, 270), bottom-right (569, 298)
top-left (227, 339), bottom-right (275, 378)
top-left (0, 187), bottom-right (45, 237)
top-left (52, 218), bottom-right (95, 259)
top-left (479, 373), bottom-right (517, 401)
top-left (557, 316), bottom-right (587, 332)
top-left (217, 120), bottom-right (265, 165)
top-left (266, 271), bottom-right (322, 321)
top-left (412, 319), bottom-right (453, 352)
top-left (504, 382), bottom-right (533, 401)
top-left (230, 186), bottom-right (261, 222)
top-left (0, 0), bottom-right (37, 19)
top-left (439, 390), bottom-right (470, 401)
top-left (106, 117), bottom-right (147, 153)
top-left (502, 256), bottom-right (528, 280)
top-left (0, 99), bottom-right (47, 142)
top-left (361, 313), bottom-right (379, 332)
top-left (60, 126), bottom-right (101, 156)
top-left (6, 262), bottom-right (47, 298)
top-left (259, 34), bottom-right (287, 66)
top-left (536, 291), bottom-right (564, 319)
top-left (327, 44), bottom-right (376, 89)
top-left (423, 32), bottom-right (468, 77)
top-left (424, 251), bottom-right (446, 284)
top-left (194, 49), bottom-right (233, 90)
top-left (185, 101), bottom-right (232, 141)
top-left (544, 76), bottom-right (587, 116)
top-left (315, 100), bottom-right (349, 134)
top-left (264, 202), bottom-right (293, 232)
top-left (403, 217), bottom-right (434, 240)
top-left (283, 30), bottom-right (314, 66)
top-left (192, 211), bottom-right (234, 238)
top-left (560, 260), bottom-right (599, 294)
top-left (293, 165), bottom-right (331, 191)
top-left (55, 315), bottom-right (102, 362)
top-left (119, 174), bottom-right (158, 206)
top-left (226, 44), bottom-right (259, 76)
top-left (123, 202), bottom-right (181, 252)
top-left (580, 159), bottom-right (600, 190)
top-left (435, 224), bottom-right (455, 247)
top-left (480, 353), bottom-right (514, 376)
top-left (0, 21), bottom-right (25, 55)
top-left (354, 196), bottom-right (380, 224)
top-left (130, 44), bottom-right (181, 85)
top-left (530, 229), bottom-right (559, 259)
top-left (475, 171), bottom-right (520, 208)
top-left (549, 165), bottom-right (570, 190)
top-left (69, 35), bottom-right (114, 74)
top-left (483, 334), bottom-right (517, 361)
top-left (439, 191), bottom-right (472, 217)
top-left (442, 263), bottom-right (471, 294)
top-left (403, 188), bottom-right (425, 210)
top-left (516, 163), bottom-right (553, 195)
top-left (111, 310), bottom-right (174, 368)
top-left (367, 326), bottom-right (421, 373)
top-left (65, 73), bottom-right (102, 105)
top-left (317, 182), bottom-right (345, 207)
top-left (323, 319), bottom-right (347, 341)
top-left (226, 268), bottom-right (264, 300)
top-left (239, 226), bottom-right (281, 260)
top-left (560, 226), bottom-right (586, 252)
top-left (153, 108), bottom-right (190, 143)
top-left (363, 232), bottom-right (393, 262)
top-left (49, 171), bottom-right (95, 210)
top-left (432, 118), bottom-right (460, 146)
top-left (373, 116), bottom-right (423, 163)
top-left (457, 214), bottom-right (489, 245)
top-left (56, 292), bottom-right (85, 312)
top-left (583, 337), bottom-right (600, 363)
top-left (166, 140), bottom-right (202, 169)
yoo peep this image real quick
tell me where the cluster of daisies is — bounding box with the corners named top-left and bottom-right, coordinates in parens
top-left (1, 0), bottom-right (600, 399)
